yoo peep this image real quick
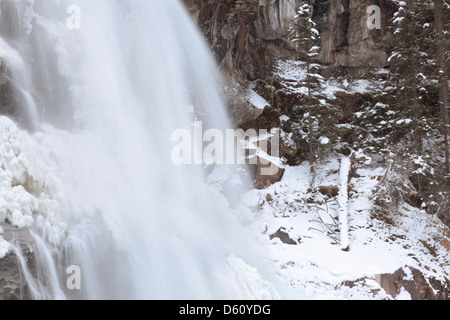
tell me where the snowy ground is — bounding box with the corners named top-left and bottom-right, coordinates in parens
top-left (239, 157), bottom-right (450, 300)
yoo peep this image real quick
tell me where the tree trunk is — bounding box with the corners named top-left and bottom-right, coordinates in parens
top-left (338, 157), bottom-right (351, 251)
top-left (434, 0), bottom-right (450, 174)
top-left (307, 62), bottom-right (315, 175)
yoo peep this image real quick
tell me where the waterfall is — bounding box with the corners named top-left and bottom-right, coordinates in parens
top-left (0, 0), bottom-right (281, 299)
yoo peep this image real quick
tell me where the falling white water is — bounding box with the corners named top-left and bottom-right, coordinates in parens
top-left (0, 0), bottom-right (281, 299)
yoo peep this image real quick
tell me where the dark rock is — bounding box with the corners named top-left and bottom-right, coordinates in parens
top-left (270, 227), bottom-right (299, 245)
top-left (319, 185), bottom-right (340, 197)
top-left (377, 266), bottom-right (450, 300)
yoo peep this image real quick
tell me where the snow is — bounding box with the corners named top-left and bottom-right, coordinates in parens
top-left (0, 116), bottom-right (66, 245)
top-left (336, 123), bottom-right (354, 130)
top-left (275, 60), bottom-right (308, 94)
top-left (393, 16), bottom-right (404, 24)
top-left (280, 115), bottom-right (290, 123)
top-left (280, 130), bottom-right (296, 149)
top-left (207, 165), bottom-right (245, 190)
top-left (396, 119), bottom-right (412, 125)
top-left (396, 288), bottom-right (412, 300)
top-left (0, 236), bottom-right (11, 259)
top-left (388, 52), bottom-right (400, 63)
top-left (246, 89), bottom-right (270, 110)
top-left (227, 255), bottom-right (281, 300)
top-left (274, 60), bottom-right (372, 101)
top-left (319, 136), bottom-right (330, 145)
top-left (322, 79), bottom-right (371, 100)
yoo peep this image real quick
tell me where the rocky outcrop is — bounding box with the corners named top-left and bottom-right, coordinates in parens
top-left (377, 267), bottom-right (450, 300)
top-left (313, 0), bottom-right (396, 76)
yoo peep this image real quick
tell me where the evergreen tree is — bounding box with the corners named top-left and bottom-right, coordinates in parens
top-left (378, 0), bottom-right (450, 216)
top-left (387, 0), bottom-right (438, 191)
top-left (432, 0), bottom-right (450, 225)
top-left (388, 1), bottom-right (434, 148)
top-left (290, 1), bottom-right (324, 174)
top-left (433, 0), bottom-right (449, 174)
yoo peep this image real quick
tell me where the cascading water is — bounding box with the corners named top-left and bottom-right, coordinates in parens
top-left (0, 0), bottom-right (282, 299)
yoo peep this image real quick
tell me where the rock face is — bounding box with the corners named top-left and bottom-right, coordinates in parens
top-left (184, 0), bottom-right (394, 84)
top-left (0, 252), bottom-right (31, 300)
top-left (313, 0), bottom-right (396, 76)
top-left (0, 224), bottom-right (34, 300)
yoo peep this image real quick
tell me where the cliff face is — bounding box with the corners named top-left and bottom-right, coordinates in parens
top-left (184, 0), bottom-right (393, 83)
top-left (313, 0), bottom-right (396, 76)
